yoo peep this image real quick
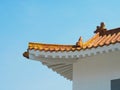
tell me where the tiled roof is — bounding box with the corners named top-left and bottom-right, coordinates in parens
top-left (25, 22), bottom-right (120, 54)
top-left (23, 22), bottom-right (120, 80)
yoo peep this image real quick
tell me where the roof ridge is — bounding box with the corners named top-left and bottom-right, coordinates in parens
top-left (94, 22), bottom-right (120, 36)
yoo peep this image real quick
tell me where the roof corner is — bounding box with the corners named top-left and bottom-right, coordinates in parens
top-left (23, 51), bottom-right (29, 59)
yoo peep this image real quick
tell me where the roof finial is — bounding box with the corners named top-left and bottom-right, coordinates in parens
top-left (94, 22), bottom-right (107, 35)
top-left (23, 52), bottom-right (29, 58)
top-left (76, 37), bottom-right (83, 47)
top-left (100, 22), bottom-right (106, 29)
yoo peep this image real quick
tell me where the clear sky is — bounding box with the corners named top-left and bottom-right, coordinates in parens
top-left (1, 0), bottom-right (120, 90)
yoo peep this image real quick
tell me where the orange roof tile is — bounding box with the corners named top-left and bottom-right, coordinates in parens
top-left (23, 22), bottom-right (120, 58)
top-left (28, 42), bottom-right (78, 52)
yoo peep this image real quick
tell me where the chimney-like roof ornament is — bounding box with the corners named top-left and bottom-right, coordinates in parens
top-left (76, 36), bottom-right (83, 47)
top-left (94, 22), bottom-right (107, 35)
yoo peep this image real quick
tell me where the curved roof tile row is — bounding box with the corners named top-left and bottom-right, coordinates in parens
top-left (23, 22), bottom-right (120, 58)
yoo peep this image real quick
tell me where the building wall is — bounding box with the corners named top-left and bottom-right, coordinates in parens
top-left (73, 50), bottom-right (120, 90)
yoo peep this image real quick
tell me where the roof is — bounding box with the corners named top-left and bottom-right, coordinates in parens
top-left (23, 22), bottom-right (120, 80)
top-left (24, 22), bottom-right (120, 55)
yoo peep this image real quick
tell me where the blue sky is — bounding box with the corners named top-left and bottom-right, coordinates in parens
top-left (1, 0), bottom-right (120, 90)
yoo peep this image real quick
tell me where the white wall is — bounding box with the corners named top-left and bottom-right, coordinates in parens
top-left (73, 50), bottom-right (120, 90)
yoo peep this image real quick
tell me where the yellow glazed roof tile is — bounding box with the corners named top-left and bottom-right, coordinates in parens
top-left (23, 22), bottom-right (120, 58)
